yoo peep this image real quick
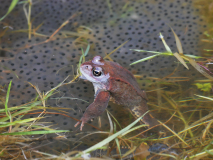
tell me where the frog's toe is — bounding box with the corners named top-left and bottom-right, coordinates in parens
top-left (74, 121), bottom-right (81, 128)
top-left (80, 122), bottom-right (85, 131)
top-left (74, 120), bottom-right (86, 131)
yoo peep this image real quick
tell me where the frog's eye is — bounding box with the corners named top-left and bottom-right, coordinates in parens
top-left (93, 67), bottom-right (102, 76)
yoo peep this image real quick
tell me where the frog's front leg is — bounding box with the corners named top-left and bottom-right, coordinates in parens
top-left (74, 91), bottom-right (110, 131)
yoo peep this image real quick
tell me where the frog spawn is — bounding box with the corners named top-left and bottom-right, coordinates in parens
top-left (0, 0), bottom-right (207, 157)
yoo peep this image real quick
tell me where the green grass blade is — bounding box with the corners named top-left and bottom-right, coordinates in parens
top-left (78, 46), bottom-right (88, 74)
top-left (121, 124), bottom-right (147, 137)
top-left (0, 101), bottom-right (40, 113)
top-left (160, 32), bottom-right (188, 69)
top-left (0, 130), bottom-right (69, 135)
top-left (115, 137), bottom-right (122, 159)
top-left (204, 49), bottom-right (213, 52)
top-left (206, 150), bottom-right (213, 156)
top-left (194, 94), bottom-right (213, 101)
top-left (114, 122), bottom-right (122, 159)
top-left (18, 1), bottom-right (28, 4)
top-left (0, 118), bottom-right (39, 128)
top-left (106, 110), bottom-right (122, 129)
top-left (84, 44), bottom-right (90, 56)
top-left (0, 0), bottom-right (19, 21)
top-left (0, 101), bottom-right (41, 122)
top-left (107, 111), bottom-right (113, 134)
top-left (130, 54), bottom-right (159, 65)
top-left (21, 124), bottom-right (58, 131)
top-left (79, 48), bottom-right (84, 66)
top-left (185, 54), bottom-right (203, 59)
top-left (5, 80), bottom-right (12, 121)
top-left (159, 33), bottom-right (172, 53)
top-left (130, 49), bottom-right (162, 54)
top-left (189, 149), bottom-right (213, 159)
top-left (51, 97), bottom-right (89, 103)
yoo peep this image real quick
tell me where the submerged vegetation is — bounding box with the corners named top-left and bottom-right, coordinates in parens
top-left (0, 0), bottom-right (213, 159)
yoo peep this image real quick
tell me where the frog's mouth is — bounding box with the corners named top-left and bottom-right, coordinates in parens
top-left (79, 74), bottom-right (87, 80)
top-left (79, 66), bottom-right (92, 82)
top-left (79, 68), bottom-right (88, 80)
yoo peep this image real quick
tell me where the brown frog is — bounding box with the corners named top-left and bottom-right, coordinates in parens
top-left (75, 56), bottom-right (159, 131)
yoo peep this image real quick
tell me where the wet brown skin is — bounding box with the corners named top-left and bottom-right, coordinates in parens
top-left (75, 56), bottom-right (159, 131)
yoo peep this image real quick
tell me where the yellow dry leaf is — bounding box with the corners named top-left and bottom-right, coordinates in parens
top-left (188, 58), bottom-right (213, 80)
top-left (134, 143), bottom-right (150, 160)
top-left (170, 27), bottom-right (183, 55)
top-left (173, 52), bottom-right (189, 70)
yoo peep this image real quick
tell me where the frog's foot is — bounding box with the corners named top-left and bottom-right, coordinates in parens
top-left (74, 121), bottom-right (85, 131)
top-left (74, 91), bottom-right (110, 131)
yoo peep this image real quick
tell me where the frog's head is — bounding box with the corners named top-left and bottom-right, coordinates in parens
top-left (80, 56), bottom-right (110, 84)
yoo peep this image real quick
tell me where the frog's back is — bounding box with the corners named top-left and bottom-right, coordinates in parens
top-left (105, 61), bottom-right (143, 95)
top-left (104, 61), bottom-right (146, 107)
